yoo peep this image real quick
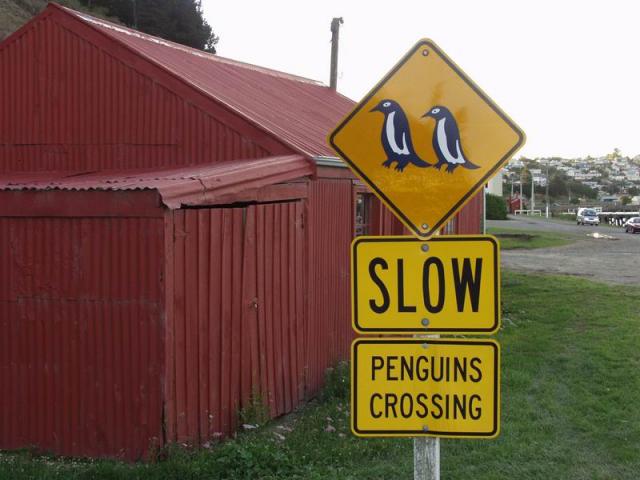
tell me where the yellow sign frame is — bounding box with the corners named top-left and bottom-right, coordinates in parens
top-left (351, 235), bottom-right (500, 334)
top-left (351, 338), bottom-right (500, 438)
top-left (329, 39), bottom-right (525, 239)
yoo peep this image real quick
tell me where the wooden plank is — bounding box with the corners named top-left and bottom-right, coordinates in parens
top-left (197, 210), bottom-right (210, 442)
top-left (287, 203), bottom-right (299, 405)
top-left (208, 210), bottom-right (223, 437)
top-left (163, 211), bottom-right (176, 442)
top-left (280, 204), bottom-right (292, 412)
top-left (295, 202), bottom-right (306, 401)
top-left (240, 206), bottom-right (258, 406)
top-left (219, 210), bottom-right (233, 433)
top-left (229, 209), bottom-right (243, 431)
top-left (256, 205), bottom-right (269, 410)
top-left (263, 205), bottom-right (276, 416)
top-left (185, 210), bottom-right (200, 441)
top-left (271, 204), bottom-right (285, 415)
top-left (173, 210), bottom-right (187, 442)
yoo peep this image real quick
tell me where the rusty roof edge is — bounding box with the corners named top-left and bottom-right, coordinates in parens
top-left (0, 155), bottom-right (314, 207)
top-left (157, 154), bottom-right (313, 209)
top-left (314, 156), bottom-right (347, 168)
top-left (48, 3), bottom-right (326, 159)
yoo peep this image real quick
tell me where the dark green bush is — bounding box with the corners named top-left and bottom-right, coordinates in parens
top-left (486, 193), bottom-right (508, 220)
top-left (320, 361), bottom-right (350, 402)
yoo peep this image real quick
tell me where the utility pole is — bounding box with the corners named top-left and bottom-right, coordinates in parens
top-left (132, 0), bottom-right (138, 29)
top-left (531, 172), bottom-right (535, 213)
top-left (329, 17), bottom-right (344, 90)
top-left (520, 168), bottom-right (524, 212)
top-left (545, 166), bottom-right (550, 218)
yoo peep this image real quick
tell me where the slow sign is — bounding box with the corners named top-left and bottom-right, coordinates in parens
top-left (351, 338), bottom-right (500, 438)
top-left (352, 235), bottom-right (499, 334)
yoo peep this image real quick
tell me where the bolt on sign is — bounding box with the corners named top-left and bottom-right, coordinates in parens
top-left (351, 339), bottom-right (500, 438)
top-left (352, 235), bottom-right (499, 334)
top-left (329, 39), bottom-right (525, 239)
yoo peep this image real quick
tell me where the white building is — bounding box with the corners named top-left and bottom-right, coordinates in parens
top-left (487, 170), bottom-right (503, 196)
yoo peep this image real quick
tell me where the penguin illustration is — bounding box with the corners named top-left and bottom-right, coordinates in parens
top-left (422, 105), bottom-right (479, 173)
top-left (370, 99), bottom-right (431, 172)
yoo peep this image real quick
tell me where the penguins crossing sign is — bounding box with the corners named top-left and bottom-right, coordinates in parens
top-left (351, 338), bottom-right (500, 437)
top-left (329, 39), bottom-right (525, 239)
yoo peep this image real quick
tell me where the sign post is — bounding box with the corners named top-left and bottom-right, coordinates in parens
top-left (414, 333), bottom-right (438, 480)
top-left (414, 436), bottom-right (439, 480)
top-left (327, 37), bottom-right (525, 480)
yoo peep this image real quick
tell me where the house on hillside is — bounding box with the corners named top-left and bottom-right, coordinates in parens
top-left (0, 4), bottom-right (484, 460)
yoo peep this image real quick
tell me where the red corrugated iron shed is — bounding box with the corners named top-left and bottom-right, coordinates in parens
top-left (0, 4), bottom-right (482, 460)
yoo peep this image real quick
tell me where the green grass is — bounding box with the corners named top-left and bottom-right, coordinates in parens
top-left (443, 273), bottom-right (640, 479)
top-left (3, 273), bottom-right (640, 479)
top-left (488, 227), bottom-right (575, 250)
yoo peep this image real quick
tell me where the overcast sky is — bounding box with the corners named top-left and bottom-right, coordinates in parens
top-left (201, 0), bottom-right (640, 159)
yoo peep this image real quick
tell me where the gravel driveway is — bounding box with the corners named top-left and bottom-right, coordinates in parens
top-left (488, 216), bottom-right (640, 285)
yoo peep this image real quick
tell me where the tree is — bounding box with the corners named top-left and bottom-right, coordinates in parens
top-left (604, 183), bottom-right (621, 195)
top-left (548, 174), bottom-right (568, 198)
top-left (82, 0), bottom-right (218, 52)
top-left (607, 148), bottom-right (622, 161)
top-left (621, 195), bottom-right (631, 205)
top-left (486, 194), bottom-right (508, 220)
top-left (567, 180), bottom-right (597, 200)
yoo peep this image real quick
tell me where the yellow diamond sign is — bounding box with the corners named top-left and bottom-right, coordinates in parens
top-left (329, 39), bottom-right (525, 238)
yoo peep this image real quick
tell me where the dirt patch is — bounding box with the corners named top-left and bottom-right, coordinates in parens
top-left (490, 217), bottom-right (640, 286)
top-left (495, 233), bottom-right (535, 240)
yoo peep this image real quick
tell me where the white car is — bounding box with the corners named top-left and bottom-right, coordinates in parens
top-left (576, 208), bottom-right (599, 226)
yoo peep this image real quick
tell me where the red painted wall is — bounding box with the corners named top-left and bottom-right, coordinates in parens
top-left (0, 215), bottom-right (164, 460)
top-left (0, 12), bottom-right (280, 173)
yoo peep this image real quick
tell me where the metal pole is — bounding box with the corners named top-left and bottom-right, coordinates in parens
top-left (414, 437), bottom-right (440, 480)
top-left (329, 18), bottom-right (344, 90)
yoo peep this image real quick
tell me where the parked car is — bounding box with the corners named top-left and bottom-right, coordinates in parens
top-left (624, 217), bottom-right (640, 233)
top-left (576, 208), bottom-right (600, 226)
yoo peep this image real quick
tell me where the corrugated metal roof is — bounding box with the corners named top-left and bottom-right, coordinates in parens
top-left (0, 155), bottom-right (311, 208)
top-left (54, 4), bottom-right (355, 159)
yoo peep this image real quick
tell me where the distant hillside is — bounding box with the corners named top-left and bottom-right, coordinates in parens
top-left (1, 0), bottom-right (216, 52)
top-left (1, 0), bottom-right (119, 40)
top-left (0, 0), bottom-right (46, 40)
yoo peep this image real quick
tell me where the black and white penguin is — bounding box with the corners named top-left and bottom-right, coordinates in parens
top-left (370, 99), bottom-right (431, 172)
top-left (422, 105), bottom-right (479, 173)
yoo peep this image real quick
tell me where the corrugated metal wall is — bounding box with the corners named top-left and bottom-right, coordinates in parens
top-left (167, 202), bottom-right (306, 444)
top-left (372, 190), bottom-right (484, 235)
top-left (455, 191), bottom-right (484, 234)
top-left (0, 13), bottom-right (275, 173)
top-left (306, 180), bottom-right (354, 393)
top-left (0, 216), bottom-right (165, 460)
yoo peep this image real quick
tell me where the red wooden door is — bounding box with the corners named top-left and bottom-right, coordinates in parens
top-left (168, 200), bottom-right (306, 444)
